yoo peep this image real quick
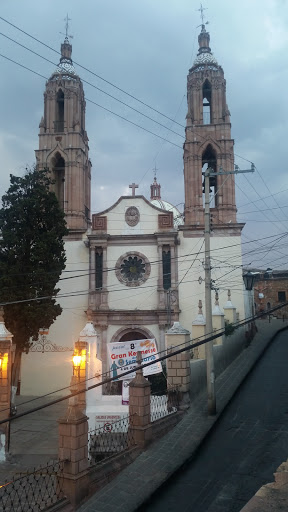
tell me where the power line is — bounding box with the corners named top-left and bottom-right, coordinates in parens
top-left (1, 301), bottom-right (287, 426)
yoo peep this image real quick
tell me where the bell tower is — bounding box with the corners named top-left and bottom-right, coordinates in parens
top-left (35, 37), bottom-right (91, 238)
top-left (183, 24), bottom-right (241, 234)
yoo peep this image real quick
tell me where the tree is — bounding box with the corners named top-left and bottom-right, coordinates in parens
top-left (0, 167), bottom-right (68, 408)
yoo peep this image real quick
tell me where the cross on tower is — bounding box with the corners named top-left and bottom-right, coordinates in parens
top-left (197, 3), bottom-right (207, 24)
top-left (129, 183), bottom-right (139, 196)
top-left (152, 164), bottom-right (158, 179)
top-left (61, 14), bottom-right (73, 41)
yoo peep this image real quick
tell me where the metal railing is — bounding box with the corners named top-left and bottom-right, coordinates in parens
top-left (151, 388), bottom-right (181, 422)
top-left (89, 415), bottom-right (134, 467)
top-left (0, 460), bottom-right (64, 512)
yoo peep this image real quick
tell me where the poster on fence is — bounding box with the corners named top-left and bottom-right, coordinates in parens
top-left (107, 338), bottom-right (162, 381)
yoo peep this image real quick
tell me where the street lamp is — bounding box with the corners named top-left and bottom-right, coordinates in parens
top-left (243, 271), bottom-right (256, 291)
top-left (72, 350), bottom-right (85, 379)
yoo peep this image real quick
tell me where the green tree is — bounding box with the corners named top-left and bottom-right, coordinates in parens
top-left (0, 167), bottom-right (68, 408)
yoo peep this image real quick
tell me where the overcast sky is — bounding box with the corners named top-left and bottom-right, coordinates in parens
top-left (0, 0), bottom-right (288, 270)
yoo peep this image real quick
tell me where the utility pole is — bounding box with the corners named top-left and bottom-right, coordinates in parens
top-left (204, 168), bottom-right (216, 415)
top-left (204, 164), bottom-right (254, 416)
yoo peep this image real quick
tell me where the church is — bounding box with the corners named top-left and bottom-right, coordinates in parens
top-left (22, 23), bottom-right (245, 394)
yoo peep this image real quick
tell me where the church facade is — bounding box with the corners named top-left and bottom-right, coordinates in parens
top-left (21, 25), bottom-right (245, 394)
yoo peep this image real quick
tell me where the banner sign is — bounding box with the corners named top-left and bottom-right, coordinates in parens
top-left (107, 338), bottom-right (162, 381)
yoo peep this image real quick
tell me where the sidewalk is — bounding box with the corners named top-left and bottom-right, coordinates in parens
top-left (78, 319), bottom-right (288, 512)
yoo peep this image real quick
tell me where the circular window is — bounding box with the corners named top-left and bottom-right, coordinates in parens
top-left (115, 252), bottom-right (151, 287)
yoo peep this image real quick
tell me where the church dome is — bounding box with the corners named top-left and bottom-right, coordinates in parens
top-left (50, 37), bottom-right (79, 81)
top-left (193, 51), bottom-right (218, 67)
top-left (191, 24), bottom-right (219, 71)
top-left (150, 199), bottom-right (183, 228)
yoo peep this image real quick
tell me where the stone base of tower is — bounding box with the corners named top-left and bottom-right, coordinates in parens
top-left (179, 222), bottom-right (245, 238)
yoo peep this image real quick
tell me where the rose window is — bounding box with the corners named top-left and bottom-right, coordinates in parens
top-left (115, 252), bottom-right (151, 287)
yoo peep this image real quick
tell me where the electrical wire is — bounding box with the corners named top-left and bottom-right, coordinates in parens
top-left (2, 301), bottom-right (287, 425)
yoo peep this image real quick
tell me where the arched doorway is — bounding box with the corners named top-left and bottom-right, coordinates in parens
top-left (118, 331), bottom-right (147, 343)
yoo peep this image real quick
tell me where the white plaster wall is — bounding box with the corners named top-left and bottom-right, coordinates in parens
top-left (106, 197), bottom-right (164, 235)
top-left (21, 239), bottom-right (89, 396)
top-left (178, 234), bottom-right (245, 333)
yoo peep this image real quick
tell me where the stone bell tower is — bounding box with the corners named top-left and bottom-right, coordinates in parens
top-left (35, 37), bottom-right (91, 238)
top-left (183, 24), bottom-right (242, 235)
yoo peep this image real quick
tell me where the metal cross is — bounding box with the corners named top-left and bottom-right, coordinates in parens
top-left (152, 164), bottom-right (158, 179)
top-left (197, 4), bottom-right (207, 24)
top-left (61, 14), bottom-right (73, 40)
top-left (129, 183), bottom-right (139, 196)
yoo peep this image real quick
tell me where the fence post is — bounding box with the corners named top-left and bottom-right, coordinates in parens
top-left (129, 351), bottom-right (152, 448)
top-left (58, 379), bottom-right (89, 507)
top-left (165, 322), bottom-right (191, 408)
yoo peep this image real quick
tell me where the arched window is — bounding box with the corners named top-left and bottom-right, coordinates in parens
top-left (51, 152), bottom-right (65, 208)
top-left (55, 89), bottom-right (64, 132)
top-left (202, 80), bottom-right (212, 125)
top-left (202, 145), bottom-right (217, 208)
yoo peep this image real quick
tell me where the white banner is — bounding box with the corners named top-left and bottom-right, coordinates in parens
top-left (108, 338), bottom-right (162, 381)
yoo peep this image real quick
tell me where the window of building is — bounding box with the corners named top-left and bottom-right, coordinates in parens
top-left (95, 248), bottom-right (103, 290)
top-left (162, 247), bottom-right (171, 290)
top-left (278, 291), bottom-right (286, 302)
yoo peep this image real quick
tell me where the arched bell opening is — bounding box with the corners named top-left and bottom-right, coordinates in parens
top-left (202, 79), bottom-right (212, 125)
top-left (51, 152), bottom-right (65, 208)
top-left (55, 89), bottom-right (64, 132)
top-left (202, 144), bottom-right (217, 208)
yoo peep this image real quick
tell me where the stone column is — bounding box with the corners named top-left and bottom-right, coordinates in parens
top-left (129, 352), bottom-right (152, 448)
top-left (212, 292), bottom-right (225, 345)
top-left (58, 384), bottom-right (89, 507)
top-left (0, 308), bottom-right (13, 461)
top-left (165, 322), bottom-right (191, 408)
top-left (223, 289), bottom-right (237, 325)
top-left (192, 300), bottom-right (206, 359)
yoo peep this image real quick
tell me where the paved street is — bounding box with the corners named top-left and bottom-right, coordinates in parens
top-left (142, 330), bottom-right (288, 512)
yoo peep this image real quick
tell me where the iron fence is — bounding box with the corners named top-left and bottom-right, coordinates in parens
top-left (0, 459), bottom-right (64, 512)
top-left (151, 388), bottom-right (181, 422)
top-left (89, 415), bottom-right (134, 466)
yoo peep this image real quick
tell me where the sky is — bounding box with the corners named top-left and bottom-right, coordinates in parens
top-left (0, 0), bottom-right (288, 270)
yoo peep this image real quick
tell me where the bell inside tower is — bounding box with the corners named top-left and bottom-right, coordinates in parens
top-left (202, 144), bottom-right (217, 208)
top-left (202, 79), bottom-right (212, 125)
top-left (51, 152), bottom-right (65, 209)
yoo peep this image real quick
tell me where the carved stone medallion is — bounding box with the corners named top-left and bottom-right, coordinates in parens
top-left (125, 206), bottom-right (140, 227)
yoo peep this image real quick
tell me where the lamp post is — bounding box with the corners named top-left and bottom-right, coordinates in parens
top-left (72, 350), bottom-right (83, 380)
top-left (243, 271), bottom-right (257, 334)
